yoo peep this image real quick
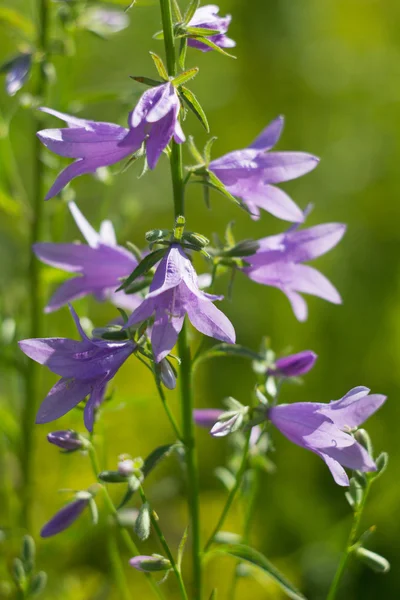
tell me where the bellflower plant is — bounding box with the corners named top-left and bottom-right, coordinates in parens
top-left (11, 0), bottom-right (390, 599)
top-left (34, 202), bottom-right (140, 312)
top-left (125, 244), bottom-right (235, 362)
top-left (209, 116), bottom-right (319, 221)
top-left (19, 305), bottom-right (136, 431)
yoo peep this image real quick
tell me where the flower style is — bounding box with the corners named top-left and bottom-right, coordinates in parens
top-left (269, 387), bottom-right (386, 486)
top-left (243, 222), bottom-right (346, 321)
top-left (187, 5), bottom-right (235, 52)
top-left (209, 116), bottom-right (319, 222)
top-left (41, 494), bottom-right (91, 537)
top-left (18, 305), bottom-right (136, 431)
top-left (118, 82), bottom-right (185, 170)
top-left (271, 350), bottom-right (317, 378)
top-left (125, 244), bottom-right (235, 363)
top-left (37, 108), bottom-right (139, 200)
top-left (34, 202), bottom-right (140, 312)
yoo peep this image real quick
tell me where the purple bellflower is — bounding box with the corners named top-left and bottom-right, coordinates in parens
top-left (269, 387), bottom-right (386, 486)
top-left (47, 430), bottom-right (83, 451)
top-left (209, 116), bottom-right (319, 222)
top-left (118, 82), bottom-right (185, 170)
top-left (243, 222), bottom-right (346, 321)
top-left (34, 202), bottom-right (140, 313)
top-left (1, 53), bottom-right (32, 96)
top-left (37, 108), bottom-right (139, 200)
top-left (41, 495), bottom-right (90, 537)
top-left (125, 244), bottom-right (235, 363)
top-left (187, 5), bottom-right (235, 52)
top-left (18, 305), bottom-right (136, 431)
top-left (271, 350), bottom-right (317, 378)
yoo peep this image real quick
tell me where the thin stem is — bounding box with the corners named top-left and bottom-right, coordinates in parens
top-left (204, 433), bottom-right (251, 552)
top-left (154, 376), bottom-right (184, 442)
top-left (88, 446), bottom-right (165, 600)
top-left (326, 479), bottom-right (372, 600)
top-left (159, 0), bottom-right (202, 597)
top-left (108, 528), bottom-right (133, 600)
top-left (20, 0), bottom-right (49, 530)
top-left (139, 487), bottom-right (189, 600)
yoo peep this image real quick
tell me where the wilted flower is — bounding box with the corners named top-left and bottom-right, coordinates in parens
top-left (34, 202), bottom-right (140, 312)
top-left (125, 244), bottom-right (235, 362)
top-left (118, 82), bottom-right (185, 170)
top-left (37, 107), bottom-right (139, 200)
top-left (47, 430), bottom-right (83, 451)
top-left (41, 494), bottom-right (91, 537)
top-left (18, 305), bottom-right (136, 431)
top-left (1, 53), bottom-right (32, 96)
top-left (209, 116), bottom-right (319, 221)
top-left (187, 5), bottom-right (235, 52)
top-left (129, 555), bottom-right (171, 572)
top-left (269, 387), bottom-right (386, 486)
top-left (243, 222), bottom-right (346, 321)
top-left (270, 350), bottom-right (317, 378)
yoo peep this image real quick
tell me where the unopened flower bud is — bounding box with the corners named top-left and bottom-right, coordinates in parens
top-left (47, 430), bottom-right (83, 451)
top-left (129, 555), bottom-right (171, 572)
top-left (160, 359), bottom-right (177, 390)
top-left (210, 411), bottom-right (244, 437)
top-left (118, 459), bottom-right (135, 476)
top-left (272, 350), bottom-right (317, 378)
top-left (354, 428), bottom-right (373, 456)
top-left (29, 571), bottom-right (47, 596)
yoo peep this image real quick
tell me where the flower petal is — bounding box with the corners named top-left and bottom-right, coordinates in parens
top-left (319, 453), bottom-right (350, 486)
top-left (193, 409), bottom-right (223, 429)
top-left (33, 243), bottom-right (95, 272)
top-left (45, 277), bottom-right (92, 313)
top-left (36, 377), bottom-right (93, 423)
top-left (186, 297), bottom-right (235, 344)
top-left (41, 499), bottom-right (88, 537)
top-left (151, 312), bottom-right (184, 363)
top-left (84, 384), bottom-right (107, 432)
top-left (249, 116), bottom-right (284, 151)
top-left (256, 151), bottom-right (320, 183)
top-left (244, 184), bottom-right (304, 223)
top-left (68, 202), bottom-right (101, 248)
top-left (320, 387), bottom-right (386, 430)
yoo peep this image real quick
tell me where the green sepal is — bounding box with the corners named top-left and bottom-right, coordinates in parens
top-left (190, 36), bottom-right (236, 58)
top-left (149, 51), bottom-right (168, 80)
top-left (117, 248), bottom-right (166, 291)
top-left (172, 67), bottom-right (199, 87)
top-left (179, 86), bottom-right (209, 132)
top-left (183, 0), bottom-right (200, 25)
top-left (130, 75), bottom-right (163, 87)
top-left (185, 26), bottom-right (221, 37)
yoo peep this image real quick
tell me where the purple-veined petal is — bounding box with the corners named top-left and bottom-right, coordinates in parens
top-left (249, 116), bottom-right (284, 151)
top-left (84, 383), bottom-right (107, 432)
top-left (284, 289), bottom-right (308, 321)
top-left (319, 453), bottom-right (350, 486)
top-left (147, 246), bottom-right (186, 297)
top-left (45, 277), bottom-right (93, 313)
top-left (151, 311), bottom-right (184, 363)
top-left (186, 297), bottom-right (235, 344)
top-left (19, 337), bottom-right (83, 366)
top-left (33, 243), bottom-right (96, 272)
top-left (125, 297), bottom-right (155, 329)
top-left (99, 220), bottom-right (117, 246)
top-left (41, 498), bottom-right (89, 537)
top-left (193, 409), bottom-right (223, 429)
top-left (36, 377), bottom-right (93, 423)
top-left (38, 107), bottom-right (92, 128)
top-left (320, 388), bottom-right (386, 430)
top-left (106, 289), bottom-right (143, 312)
top-left (130, 85), bottom-right (164, 128)
top-left (274, 350), bottom-right (317, 377)
top-left (146, 112), bottom-right (176, 169)
top-left (68, 202), bottom-right (101, 248)
top-left (243, 184), bottom-right (304, 223)
top-left (146, 83), bottom-right (176, 123)
top-left (322, 439), bottom-right (377, 473)
top-left (255, 152), bottom-right (320, 184)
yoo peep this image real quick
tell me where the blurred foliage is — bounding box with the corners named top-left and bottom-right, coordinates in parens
top-left (1, 0), bottom-right (400, 598)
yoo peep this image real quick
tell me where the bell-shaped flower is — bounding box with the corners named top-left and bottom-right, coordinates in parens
top-left (209, 116), bottom-right (319, 222)
top-left (243, 222), bottom-right (346, 321)
top-left (118, 82), bottom-right (185, 170)
top-left (18, 305), bottom-right (136, 431)
top-left (125, 244), bottom-right (235, 362)
top-left (34, 202), bottom-right (140, 313)
top-left (41, 493), bottom-right (91, 537)
top-left (269, 387), bottom-right (386, 486)
top-left (37, 107), bottom-right (144, 200)
top-left (47, 430), bottom-right (84, 451)
top-left (271, 350), bottom-right (317, 378)
top-left (187, 5), bottom-right (235, 52)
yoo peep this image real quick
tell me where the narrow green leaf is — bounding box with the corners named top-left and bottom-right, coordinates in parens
top-left (117, 248), bottom-right (166, 291)
top-left (203, 136), bottom-right (217, 164)
top-left (186, 26), bottom-right (221, 36)
top-left (179, 86), bottom-right (209, 132)
top-left (190, 36), bottom-right (236, 58)
top-left (130, 75), bottom-right (163, 87)
top-left (179, 37), bottom-right (188, 70)
top-left (171, 0), bottom-right (183, 21)
top-left (183, 0), bottom-right (200, 25)
top-left (153, 30), bottom-right (164, 40)
top-left (187, 135), bottom-right (204, 164)
top-left (204, 171), bottom-right (251, 214)
top-left (212, 544), bottom-right (307, 600)
top-left (225, 221), bottom-right (236, 247)
top-left (149, 52), bottom-right (169, 80)
top-left (173, 67), bottom-right (199, 87)
top-left (200, 343), bottom-right (264, 362)
top-left (355, 547), bottom-right (390, 574)
top-left (177, 527), bottom-right (189, 571)
top-left (0, 7), bottom-right (34, 38)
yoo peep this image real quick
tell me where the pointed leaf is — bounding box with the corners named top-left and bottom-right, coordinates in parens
top-left (153, 30), bottom-right (164, 40)
top-left (149, 52), bottom-right (168, 80)
top-left (179, 37), bottom-right (188, 70)
top-left (117, 248), bottom-right (166, 291)
top-left (183, 0), bottom-right (200, 25)
top-left (204, 136), bottom-right (218, 164)
top-left (186, 26), bottom-right (221, 37)
top-left (212, 544), bottom-right (307, 600)
top-left (130, 75), bottom-right (163, 87)
top-left (207, 171), bottom-right (248, 211)
top-left (198, 344), bottom-right (263, 364)
top-left (171, 0), bottom-right (183, 21)
top-left (179, 86), bottom-right (209, 132)
top-left (190, 36), bottom-right (236, 58)
top-left (173, 67), bottom-right (199, 87)
top-left (177, 527), bottom-right (189, 571)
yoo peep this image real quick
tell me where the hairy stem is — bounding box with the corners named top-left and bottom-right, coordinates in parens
top-left (204, 433), bottom-right (251, 552)
top-left (159, 0), bottom-right (202, 597)
top-left (326, 479), bottom-right (372, 600)
top-left (88, 446), bottom-right (164, 600)
top-left (20, 0), bottom-right (49, 530)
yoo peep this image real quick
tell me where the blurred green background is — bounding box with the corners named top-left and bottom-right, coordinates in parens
top-left (1, 0), bottom-right (400, 598)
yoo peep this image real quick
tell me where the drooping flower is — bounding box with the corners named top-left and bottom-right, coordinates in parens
top-left (129, 555), bottom-right (172, 572)
top-left (187, 5), bottom-right (235, 52)
top-left (34, 202), bottom-right (140, 312)
top-left (209, 116), bottom-right (319, 222)
top-left (118, 82), bottom-right (185, 170)
top-left (37, 108), bottom-right (140, 200)
top-left (1, 53), bottom-right (32, 96)
top-left (243, 222), bottom-right (346, 321)
top-left (41, 494), bottom-right (91, 537)
top-left (18, 305), bottom-right (136, 431)
top-left (125, 244), bottom-right (235, 362)
top-left (47, 430), bottom-right (83, 451)
top-left (269, 387), bottom-right (386, 486)
top-left (271, 350), bottom-right (317, 378)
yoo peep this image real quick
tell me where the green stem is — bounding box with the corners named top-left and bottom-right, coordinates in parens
top-left (159, 0), bottom-right (202, 597)
top-left (88, 446), bottom-right (165, 600)
top-left (154, 375), bottom-right (184, 442)
top-left (139, 487), bottom-right (189, 600)
top-left (326, 479), bottom-right (372, 600)
top-left (20, 0), bottom-right (49, 531)
top-left (108, 528), bottom-right (133, 600)
top-left (204, 433), bottom-right (251, 552)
